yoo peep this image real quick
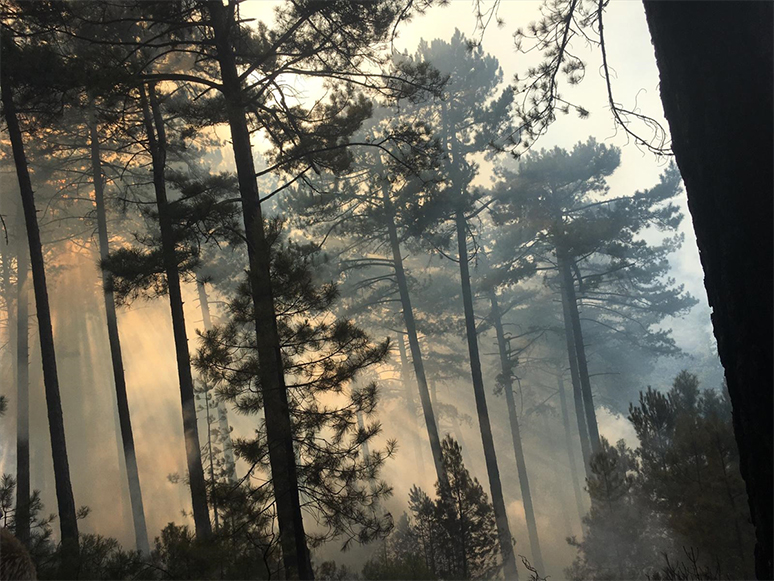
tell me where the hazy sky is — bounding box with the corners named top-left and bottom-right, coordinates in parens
top-left (240, 0), bottom-right (713, 357)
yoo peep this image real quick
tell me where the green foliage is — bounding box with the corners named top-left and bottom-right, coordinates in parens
top-left (629, 372), bottom-right (754, 578)
top-left (567, 438), bottom-right (667, 581)
top-left (390, 437), bottom-right (500, 580)
top-left (568, 372), bottom-right (755, 579)
top-left (196, 221), bottom-right (393, 551)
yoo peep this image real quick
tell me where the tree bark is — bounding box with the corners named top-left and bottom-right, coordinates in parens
top-left (396, 335), bottom-right (426, 480)
top-left (560, 255), bottom-right (601, 454)
top-left (14, 211), bottom-right (30, 547)
top-left (558, 252), bottom-right (600, 457)
top-left (206, 4), bottom-right (312, 577)
top-left (642, 4), bottom-right (773, 577)
top-left (0, 44), bottom-right (80, 572)
top-left (489, 290), bottom-right (544, 574)
top-left (556, 373), bottom-right (586, 524)
top-left (380, 178), bottom-right (448, 488)
top-left (455, 210), bottom-right (517, 579)
top-left (89, 119), bottom-right (150, 555)
top-left (197, 280), bottom-right (237, 483)
top-left (140, 83), bottom-right (212, 541)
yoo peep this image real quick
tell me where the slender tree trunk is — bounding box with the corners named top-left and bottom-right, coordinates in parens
top-left (140, 84), bottom-right (212, 541)
top-left (14, 212), bottom-right (30, 547)
top-left (489, 290), bottom-right (544, 573)
top-left (558, 253), bottom-right (601, 454)
top-left (1, 46), bottom-right (79, 571)
top-left (379, 177), bottom-right (448, 488)
top-left (396, 336), bottom-right (426, 480)
top-left (89, 119), bottom-right (150, 555)
top-left (557, 255), bottom-right (593, 474)
top-left (203, 388), bottom-right (219, 532)
top-left (455, 210), bottom-right (517, 579)
top-left (206, 4), bottom-right (312, 577)
top-left (556, 373), bottom-right (586, 524)
top-left (197, 280), bottom-right (237, 482)
top-left (642, 4), bottom-right (772, 577)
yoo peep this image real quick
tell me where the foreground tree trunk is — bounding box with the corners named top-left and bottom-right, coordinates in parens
top-left (206, 4), bottom-right (312, 577)
top-left (643, 4), bottom-right (773, 577)
top-left (455, 210), bottom-right (517, 579)
top-left (380, 178), bottom-right (448, 487)
top-left (1, 44), bottom-right (79, 572)
top-left (489, 290), bottom-right (544, 573)
top-left (89, 119), bottom-right (150, 555)
top-left (140, 84), bottom-right (212, 541)
top-left (15, 216), bottom-right (30, 546)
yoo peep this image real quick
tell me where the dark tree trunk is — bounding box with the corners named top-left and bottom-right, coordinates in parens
top-left (558, 254), bottom-right (601, 455)
top-left (558, 267), bottom-right (592, 477)
top-left (14, 213), bottom-right (30, 547)
top-left (140, 84), bottom-right (212, 541)
top-left (556, 373), bottom-right (586, 524)
top-left (0, 46), bottom-right (80, 572)
top-left (396, 335), bottom-right (426, 480)
top-left (89, 119), bottom-right (150, 555)
top-left (380, 177), bottom-right (448, 488)
top-left (488, 290), bottom-right (544, 573)
top-left (642, 4), bottom-right (773, 577)
top-left (455, 210), bottom-right (517, 579)
top-left (197, 280), bottom-right (237, 482)
top-left (206, 4), bottom-right (312, 577)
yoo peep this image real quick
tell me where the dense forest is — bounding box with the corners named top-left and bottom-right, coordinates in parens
top-left (0, 1), bottom-right (771, 581)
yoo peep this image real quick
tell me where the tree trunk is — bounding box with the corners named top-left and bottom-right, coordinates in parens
top-left (0, 45), bottom-right (80, 571)
top-left (455, 210), bottom-right (517, 579)
top-left (396, 335), bottom-right (426, 480)
top-left (14, 211), bottom-right (30, 547)
top-left (140, 83), bottom-right (212, 541)
top-left (380, 177), bottom-right (448, 488)
top-left (556, 373), bottom-right (586, 524)
top-left (206, 4), bottom-right (312, 577)
top-left (197, 280), bottom-right (237, 483)
top-left (558, 254), bottom-right (601, 455)
top-left (642, 4), bottom-right (772, 577)
top-left (557, 253), bottom-right (597, 472)
top-left (89, 119), bottom-right (150, 555)
top-left (489, 290), bottom-right (544, 574)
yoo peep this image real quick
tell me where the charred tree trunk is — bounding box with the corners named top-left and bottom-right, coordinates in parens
top-left (642, 4), bottom-right (773, 577)
top-left (89, 119), bottom-right (150, 555)
top-left (455, 210), bottom-right (517, 579)
top-left (140, 84), bottom-right (212, 541)
top-left (396, 335), bottom-right (426, 480)
top-left (197, 280), bottom-right (237, 482)
top-left (379, 174), bottom-right (448, 488)
top-left (489, 290), bottom-right (544, 574)
top-left (0, 44), bottom-right (79, 571)
top-left (14, 212), bottom-right (30, 547)
top-left (556, 373), bottom-right (586, 524)
top-left (206, 4), bottom-right (312, 577)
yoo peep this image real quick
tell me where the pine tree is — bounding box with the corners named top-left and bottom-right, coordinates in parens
top-left (404, 437), bottom-right (501, 580)
top-left (0, 24), bottom-right (80, 574)
top-left (493, 139), bottom-right (695, 466)
top-left (196, 222), bottom-right (395, 557)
